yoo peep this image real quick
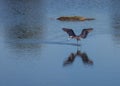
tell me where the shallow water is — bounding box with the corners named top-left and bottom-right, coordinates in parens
top-left (0, 0), bottom-right (120, 86)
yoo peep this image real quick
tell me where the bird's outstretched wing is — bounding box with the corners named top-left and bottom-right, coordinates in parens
top-left (80, 28), bottom-right (93, 39)
top-left (62, 28), bottom-right (76, 37)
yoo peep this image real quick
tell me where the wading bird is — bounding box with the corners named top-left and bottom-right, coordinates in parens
top-left (62, 28), bottom-right (93, 43)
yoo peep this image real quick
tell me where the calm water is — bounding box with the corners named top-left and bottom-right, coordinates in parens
top-left (0, 0), bottom-right (120, 86)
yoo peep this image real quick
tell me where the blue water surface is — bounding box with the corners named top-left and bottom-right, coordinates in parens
top-left (0, 0), bottom-right (120, 86)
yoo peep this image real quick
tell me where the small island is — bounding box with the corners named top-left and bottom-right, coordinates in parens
top-left (57, 16), bottom-right (95, 21)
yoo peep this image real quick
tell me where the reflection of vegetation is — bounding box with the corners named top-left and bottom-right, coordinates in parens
top-left (4, 0), bottom-right (44, 39)
top-left (63, 49), bottom-right (93, 66)
top-left (110, 0), bottom-right (120, 44)
top-left (3, 0), bottom-right (44, 51)
top-left (8, 41), bottom-right (42, 61)
top-left (112, 28), bottom-right (120, 44)
top-left (6, 0), bottom-right (44, 25)
top-left (57, 16), bottom-right (95, 21)
top-left (5, 24), bottom-right (43, 51)
top-left (7, 24), bottom-right (43, 39)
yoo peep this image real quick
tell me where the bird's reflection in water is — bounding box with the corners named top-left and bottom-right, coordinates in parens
top-left (63, 49), bottom-right (93, 66)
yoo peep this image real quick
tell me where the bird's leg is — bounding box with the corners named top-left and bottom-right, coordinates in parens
top-left (77, 45), bottom-right (81, 51)
top-left (77, 45), bottom-right (80, 50)
top-left (77, 40), bottom-right (80, 50)
top-left (77, 40), bottom-right (79, 45)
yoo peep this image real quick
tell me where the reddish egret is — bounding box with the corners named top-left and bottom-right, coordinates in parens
top-left (62, 28), bottom-right (93, 43)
